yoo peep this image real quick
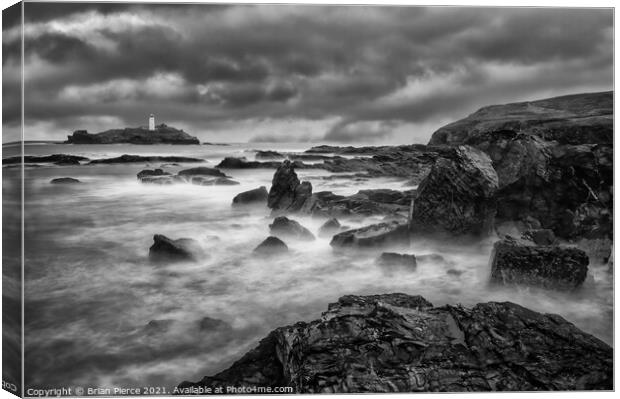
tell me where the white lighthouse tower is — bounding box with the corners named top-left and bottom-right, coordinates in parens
top-left (148, 114), bottom-right (155, 131)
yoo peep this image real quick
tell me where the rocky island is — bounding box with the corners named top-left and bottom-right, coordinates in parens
top-left (65, 123), bottom-right (200, 144)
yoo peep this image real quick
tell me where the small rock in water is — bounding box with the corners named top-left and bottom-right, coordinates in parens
top-left (490, 237), bottom-right (589, 290)
top-left (330, 222), bottom-right (409, 249)
top-left (253, 236), bottom-right (288, 255)
top-left (50, 177), bottom-right (81, 184)
top-left (446, 269), bottom-right (464, 277)
top-left (198, 317), bottom-right (230, 332)
top-left (143, 319), bottom-right (174, 335)
top-left (149, 234), bottom-right (203, 263)
top-left (377, 252), bottom-right (416, 269)
top-left (137, 169), bottom-right (170, 180)
top-left (269, 216), bottom-right (315, 241)
top-left (232, 186), bottom-right (269, 206)
top-left (318, 218), bottom-right (341, 237)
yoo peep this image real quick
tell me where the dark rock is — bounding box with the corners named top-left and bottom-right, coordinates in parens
top-left (66, 125), bottom-right (200, 144)
top-left (232, 186), bottom-right (269, 206)
top-left (301, 189), bottom-right (414, 218)
top-left (429, 91), bottom-right (612, 146)
top-left (137, 169), bottom-right (170, 180)
top-left (318, 218), bottom-right (341, 237)
top-left (90, 154), bottom-right (204, 164)
top-left (254, 150), bottom-right (285, 160)
top-left (412, 145), bottom-right (499, 236)
top-left (330, 222), bottom-right (409, 249)
top-left (50, 177), bottom-right (80, 184)
top-left (3, 154), bottom-right (89, 165)
top-left (143, 319), bottom-right (174, 335)
top-left (216, 157), bottom-right (298, 169)
top-left (490, 238), bottom-right (589, 290)
top-left (198, 317), bottom-right (230, 332)
top-left (267, 160), bottom-right (313, 212)
top-left (377, 252), bottom-right (417, 269)
top-left (269, 216), bottom-right (315, 241)
top-left (179, 293), bottom-right (612, 393)
top-left (178, 167), bottom-right (227, 178)
top-left (521, 229), bottom-right (557, 246)
top-left (149, 234), bottom-right (203, 263)
top-left (446, 269), bottom-right (464, 276)
top-left (189, 176), bottom-right (240, 186)
top-left (253, 236), bottom-right (288, 255)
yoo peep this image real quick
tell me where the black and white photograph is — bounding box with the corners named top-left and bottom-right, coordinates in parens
top-left (1, 0), bottom-right (616, 396)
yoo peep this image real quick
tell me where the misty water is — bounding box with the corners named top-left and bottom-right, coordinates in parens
top-left (3, 143), bottom-right (613, 391)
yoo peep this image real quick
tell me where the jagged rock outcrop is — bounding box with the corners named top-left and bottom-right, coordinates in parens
top-left (412, 146), bottom-right (499, 236)
top-left (429, 91), bottom-right (612, 146)
top-left (269, 216), bottom-right (315, 241)
top-left (267, 161), bottom-right (313, 212)
top-left (65, 124), bottom-right (200, 144)
top-left (301, 189), bottom-right (414, 218)
top-left (50, 177), bottom-right (81, 184)
top-left (330, 222), bottom-right (409, 249)
top-left (149, 234), bottom-right (203, 263)
top-left (232, 186), bottom-right (269, 206)
top-left (178, 293), bottom-right (612, 393)
top-left (490, 238), bottom-right (589, 290)
top-left (253, 236), bottom-right (288, 255)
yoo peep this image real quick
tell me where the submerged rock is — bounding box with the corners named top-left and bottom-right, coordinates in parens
top-left (330, 222), bottom-right (409, 249)
top-left (179, 293), bottom-right (612, 393)
top-left (377, 252), bottom-right (416, 269)
top-left (269, 216), bottom-right (315, 241)
top-left (318, 218), bottom-right (341, 237)
top-left (253, 236), bottom-right (288, 255)
top-left (50, 177), bottom-right (81, 184)
top-left (90, 154), bottom-right (204, 164)
top-left (189, 176), bottom-right (239, 186)
top-left (198, 317), bottom-right (230, 332)
top-left (267, 160), bottom-right (313, 212)
top-left (149, 234), bottom-right (203, 263)
top-left (178, 167), bottom-right (227, 178)
top-left (490, 238), bottom-right (589, 290)
top-left (232, 186), bottom-right (269, 206)
top-left (412, 145), bottom-right (498, 236)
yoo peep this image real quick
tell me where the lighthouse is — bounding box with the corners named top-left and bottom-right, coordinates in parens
top-left (148, 114), bottom-right (155, 131)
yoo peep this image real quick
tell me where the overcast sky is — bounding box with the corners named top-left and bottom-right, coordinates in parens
top-left (2, 3), bottom-right (613, 144)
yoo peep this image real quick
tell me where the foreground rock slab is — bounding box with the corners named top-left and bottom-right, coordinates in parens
top-left (490, 238), bottom-right (589, 290)
top-left (178, 293), bottom-right (612, 393)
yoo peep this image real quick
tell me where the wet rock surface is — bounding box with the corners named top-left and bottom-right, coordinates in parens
top-left (330, 222), bottom-right (409, 249)
top-left (149, 234), bottom-right (203, 263)
top-left (253, 236), bottom-right (289, 255)
top-left (179, 293), bottom-right (612, 393)
top-left (377, 252), bottom-right (416, 269)
top-left (490, 238), bottom-right (589, 290)
top-left (269, 216), bottom-right (315, 241)
top-left (412, 146), bottom-right (499, 236)
top-left (232, 186), bottom-right (269, 206)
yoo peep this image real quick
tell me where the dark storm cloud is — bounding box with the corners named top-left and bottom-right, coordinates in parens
top-left (5, 3), bottom-right (613, 143)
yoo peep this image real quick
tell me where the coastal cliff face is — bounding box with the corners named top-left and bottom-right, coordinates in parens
top-left (178, 294), bottom-right (612, 393)
top-left (65, 124), bottom-right (200, 144)
top-left (428, 91), bottom-right (612, 146)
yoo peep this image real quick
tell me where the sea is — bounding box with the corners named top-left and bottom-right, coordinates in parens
top-left (1, 142), bottom-right (613, 391)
